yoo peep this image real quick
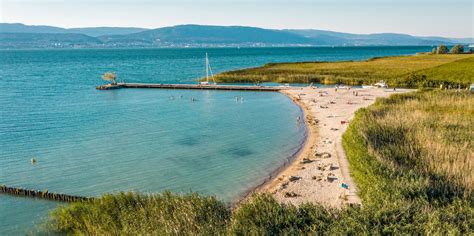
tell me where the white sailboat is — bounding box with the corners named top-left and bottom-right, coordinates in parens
top-left (200, 53), bottom-right (216, 85)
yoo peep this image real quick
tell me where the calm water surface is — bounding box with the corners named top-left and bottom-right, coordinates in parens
top-left (0, 46), bottom-right (431, 234)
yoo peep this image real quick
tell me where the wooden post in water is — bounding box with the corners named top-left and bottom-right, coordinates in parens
top-left (0, 185), bottom-right (94, 203)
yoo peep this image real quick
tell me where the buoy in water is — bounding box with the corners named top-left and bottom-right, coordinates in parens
top-left (31, 158), bottom-right (37, 165)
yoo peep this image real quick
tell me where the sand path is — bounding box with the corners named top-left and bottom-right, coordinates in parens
top-left (263, 87), bottom-right (411, 207)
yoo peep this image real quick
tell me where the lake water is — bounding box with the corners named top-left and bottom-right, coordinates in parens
top-left (0, 46), bottom-right (431, 234)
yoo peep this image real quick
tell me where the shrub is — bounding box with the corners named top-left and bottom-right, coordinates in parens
top-left (436, 44), bottom-right (449, 54)
top-left (450, 44), bottom-right (464, 54)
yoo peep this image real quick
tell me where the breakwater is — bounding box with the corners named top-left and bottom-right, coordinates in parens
top-left (96, 83), bottom-right (285, 91)
top-left (0, 185), bottom-right (94, 203)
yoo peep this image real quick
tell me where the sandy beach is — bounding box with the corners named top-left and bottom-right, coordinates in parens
top-left (262, 86), bottom-right (411, 207)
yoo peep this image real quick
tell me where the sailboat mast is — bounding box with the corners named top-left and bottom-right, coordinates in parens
top-left (205, 53), bottom-right (209, 83)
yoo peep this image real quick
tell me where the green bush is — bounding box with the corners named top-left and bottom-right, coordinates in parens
top-left (436, 44), bottom-right (449, 54)
top-left (450, 44), bottom-right (464, 54)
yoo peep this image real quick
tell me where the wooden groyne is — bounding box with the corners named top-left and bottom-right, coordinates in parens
top-left (96, 83), bottom-right (285, 91)
top-left (0, 185), bottom-right (94, 203)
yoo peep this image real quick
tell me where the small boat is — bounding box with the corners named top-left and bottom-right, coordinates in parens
top-left (200, 53), bottom-right (216, 85)
top-left (336, 84), bottom-right (350, 89)
top-left (373, 80), bottom-right (388, 88)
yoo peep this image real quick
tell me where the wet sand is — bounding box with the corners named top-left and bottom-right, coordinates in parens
top-left (262, 87), bottom-right (411, 207)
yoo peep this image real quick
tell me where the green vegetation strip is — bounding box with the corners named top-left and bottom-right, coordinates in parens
top-left (47, 90), bottom-right (472, 234)
top-left (213, 54), bottom-right (474, 88)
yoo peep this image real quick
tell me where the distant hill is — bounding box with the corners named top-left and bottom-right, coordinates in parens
top-left (285, 29), bottom-right (467, 46)
top-left (0, 23), bottom-right (472, 49)
top-left (0, 23), bottom-right (67, 34)
top-left (0, 32), bottom-right (102, 48)
top-left (0, 23), bottom-right (148, 37)
top-left (99, 25), bottom-right (314, 46)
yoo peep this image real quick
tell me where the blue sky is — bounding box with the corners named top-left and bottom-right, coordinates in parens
top-left (1, 0), bottom-right (472, 38)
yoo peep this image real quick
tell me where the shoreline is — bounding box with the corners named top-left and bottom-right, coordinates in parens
top-left (233, 89), bottom-right (316, 206)
top-left (258, 90), bottom-right (318, 192)
top-left (237, 87), bottom-right (412, 208)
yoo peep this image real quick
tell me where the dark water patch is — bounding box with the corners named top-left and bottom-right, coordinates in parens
top-left (175, 133), bottom-right (214, 147)
top-left (223, 147), bottom-right (255, 157)
top-left (175, 137), bottom-right (201, 146)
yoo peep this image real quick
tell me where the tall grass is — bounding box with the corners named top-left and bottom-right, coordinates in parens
top-left (48, 91), bottom-right (473, 234)
top-left (213, 54), bottom-right (474, 88)
top-left (230, 194), bottom-right (336, 234)
top-left (341, 90), bottom-right (473, 233)
top-left (354, 90), bottom-right (472, 197)
top-left (48, 192), bottom-right (230, 235)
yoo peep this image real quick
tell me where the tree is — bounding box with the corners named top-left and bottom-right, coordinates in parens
top-left (450, 44), bottom-right (464, 54)
top-left (436, 45), bottom-right (449, 54)
top-left (431, 48), bottom-right (437, 54)
top-left (102, 72), bottom-right (117, 85)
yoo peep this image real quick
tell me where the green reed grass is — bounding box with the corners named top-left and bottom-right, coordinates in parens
top-left (213, 54), bottom-right (474, 88)
top-left (48, 191), bottom-right (230, 235)
top-left (341, 90), bottom-right (473, 233)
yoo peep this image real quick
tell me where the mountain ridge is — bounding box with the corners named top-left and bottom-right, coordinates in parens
top-left (0, 23), bottom-right (472, 49)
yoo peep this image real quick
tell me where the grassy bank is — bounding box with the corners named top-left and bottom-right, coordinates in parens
top-left (48, 90), bottom-right (472, 234)
top-left (340, 90), bottom-right (473, 233)
top-left (213, 54), bottom-right (474, 88)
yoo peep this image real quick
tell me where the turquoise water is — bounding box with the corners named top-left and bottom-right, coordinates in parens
top-left (0, 46), bottom-right (431, 234)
